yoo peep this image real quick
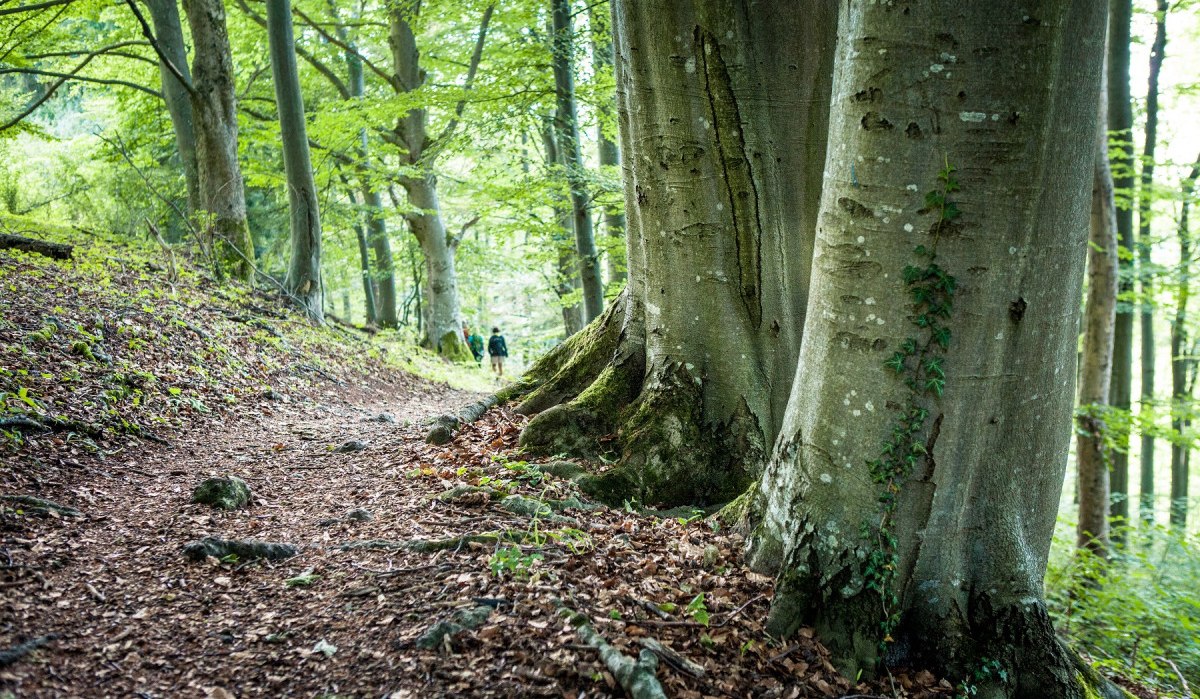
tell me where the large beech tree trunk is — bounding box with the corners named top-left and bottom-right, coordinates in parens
top-left (182, 0), bottom-right (256, 281)
top-left (744, 3), bottom-right (1115, 695)
top-left (266, 0), bottom-right (322, 321)
top-left (1108, 0), bottom-right (1135, 528)
top-left (1077, 111), bottom-right (1119, 555)
top-left (144, 0), bottom-right (200, 215)
top-left (551, 0), bottom-right (604, 322)
top-left (512, 0), bottom-right (835, 507)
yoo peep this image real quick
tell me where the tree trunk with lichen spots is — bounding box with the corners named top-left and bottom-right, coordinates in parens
top-left (512, 0), bottom-right (834, 508)
top-left (1077, 108), bottom-right (1118, 555)
top-left (1170, 158), bottom-right (1198, 528)
top-left (744, 4), bottom-right (1121, 697)
top-left (182, 0), bottom-right (255, 281)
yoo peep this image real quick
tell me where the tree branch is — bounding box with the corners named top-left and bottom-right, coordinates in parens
top-left (233, 0), bottom-right (350, 99)
top-left (22, 43), bottom-right (157, 66)
top-left (0, 0), bottom-right (74, 16)
top-left (121, 0), bottom-right (195, 96)
top-left (0, 67), bottom-right (162, 98)
top-left (430, 4), bottom-right (494, 151)
top-left (288, 3), bottom-right (393, 87)
top-left (0, 45), bottom-right (158, 132)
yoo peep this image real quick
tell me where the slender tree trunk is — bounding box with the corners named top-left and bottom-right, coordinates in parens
top-left (512, 0), bottom-right (836, 507)
top-left (1138, 0), bottom-right (1168, 523)
top-left (144, 0), bottom-right (200, 215)
top-left (265, 0), bottom-right (322, 320)
top-left (182, 0), bottom-right (256, 281)
top-left (1077, 103), bottom-right (1119, 555)
top-left (588, 4), bottom-right (625, 288)
top-left (551, 0), bottom-right (603, 322)
top-left (1108, 0), bottom-right (1135, 528)
top-left (746, 3), bottom-right (1114, 694)
top-left (345, 188), bottom-right (378, 324)
top-left (1170, 158), bottom-right (1199, 528)
top-left (543, 118), bottom-right (583, 337)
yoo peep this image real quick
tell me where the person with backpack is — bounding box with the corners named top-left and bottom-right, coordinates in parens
top-left (487, 327), bottom-right (508, 376)
top-left (467, 328), bottom-right (485, 365)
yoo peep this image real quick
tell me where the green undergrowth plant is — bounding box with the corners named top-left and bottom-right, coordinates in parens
top-left (1046, 520), bottom-right (1200, 696)
top-left (863, 158), bottom-right (960, 653)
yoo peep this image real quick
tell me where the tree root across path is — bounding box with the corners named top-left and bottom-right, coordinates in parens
top-left (0, 233), bottom-right (73, 260)
top-left (558, 606), bottom-right (668, 699)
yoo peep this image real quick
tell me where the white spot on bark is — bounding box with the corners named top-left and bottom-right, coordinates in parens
top-left (857, 236), bottom-right (865, 244)
top-left (991, 113), bottom-right (1000, 121)
top-left (851, 390), bottom-right (857, 396)
top-left (684, 57), bottom-right (696, 73)
top-left (716, 202), bottom-right (723, 211)
top-left (1009, 246), bottom-right (1018, 254)
top-left (852, 409), bottom-right (862, 417)
top-left (725, 30), bottom-right (733, 39)
top-left (940, 52), bottom-right (957, 63)
top-left (904, 223), bottom-right (914, 233)
top-left (878, 48), bottom-right (887, 55)
top-left (696, 275), bottom-right (701, 282)
top-left (882, 217), bottom-right (890, 224)
top-left (959, 111), bottom-right (988, 123)
top-left (995, 332), bottom-right (1004, 340)
top-left (866, 313), bottom-right (876, 322)
top-left (907, 184), bottom-right (918, 192)
top-left (865, 401), bottom-right (875, 412)
top-left (930, 64), bottom-right (944, 73)
top-left (820, 473), bottom-right (832, 483)
top-left (876, 318), bottom-right (885, 325)
top-left (865, 297), bottom-right (875, 305)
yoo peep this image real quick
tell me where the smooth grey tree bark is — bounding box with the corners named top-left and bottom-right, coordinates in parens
top-left (266, 0), bottom-right (322, 321)
top-left (1138, 0), bottom-right (1169, 523)
top-left (745, 3), bottom-right (1116, 695)
top-left (1108, 0), bottom-right (1135, 528)
top-left (144, 0), bottom-right (200, 215)
top-left (181, 0), bottom-right (256, 281)
top-left (344, 186), bottom-right (378, 324)
top-left (550, 0), bottom-right (603, 322)
top-left (543, 117), bottom-right (584, 337)
top-left (387, 2), bottom-right (491, 360)
top-left (512, 0), bottom-right (835, 507)
top-left (1078, 105), bottom-right (1119, 556)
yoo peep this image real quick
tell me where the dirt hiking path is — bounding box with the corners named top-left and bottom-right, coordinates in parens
top-left (2, 373), bottom-right (866, 699)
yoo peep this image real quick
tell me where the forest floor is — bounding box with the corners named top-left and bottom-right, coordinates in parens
top-left (0, 221), bottom-right (1092, 698)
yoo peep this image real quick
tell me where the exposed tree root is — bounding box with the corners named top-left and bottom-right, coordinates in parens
top-left (425, 394), bottom-right (500, 445)
top-left (182, 537), bottom-right (298, 562)
top-left (0, 634), bottom-right (58, 668)
top-left (0, 495), bottom-right (82, 518)
top-left (339, 530), bottom-right (535, 553)
top-left (414, 604), bottom-right (493, 650)
top-left (557, 606), bottom-right (667, 699)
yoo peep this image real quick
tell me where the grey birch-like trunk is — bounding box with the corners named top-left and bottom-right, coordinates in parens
top-left (144, 0), bottom-right (200, 215)
top-left (1108, 0), bottom-right (1135, 527)
top-left (1077, 114), bottom-right (1119, 555)
top-left (588, 5), bottom-right (625, 287)
top-left (514, 0), bottom-right (835, 507)
top-left (387, 2), bottom-right (478, 360)
top-left (1138, 0), bottom-right (1168, 523)
top-left (1170, 159), bottom-right (1198, 528)
top-left (551, 0), bottom-right (604, 322)
top-left (543, 120), bottom-right (584, 337)
top-left (182, 0), bottom-right (256, 281)
top-left (745, 3), bottom-right (1115, 694)
top-left (345, 188), bottom-right (377, 324)
top-left (265, 0), bottom-right (322, 321)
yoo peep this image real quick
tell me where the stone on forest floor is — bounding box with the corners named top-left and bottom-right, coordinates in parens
top-left (332, 440), bottom-right (367, 453)
top-left (182, 537), bottom-right (298, 562)
top-left (414, 604), bottom-right (493, 650)
top-left (191, 476), bottom-right (252, 510)
top-left (366, 413), bottom-right (396, 423)
top-left (345, 508), bottom-right (373, 521)
top-left (0, 495), bottom-right (82, 518)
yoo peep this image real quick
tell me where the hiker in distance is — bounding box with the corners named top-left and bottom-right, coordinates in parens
top-left (487, 327), bottom-right (508, 377)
